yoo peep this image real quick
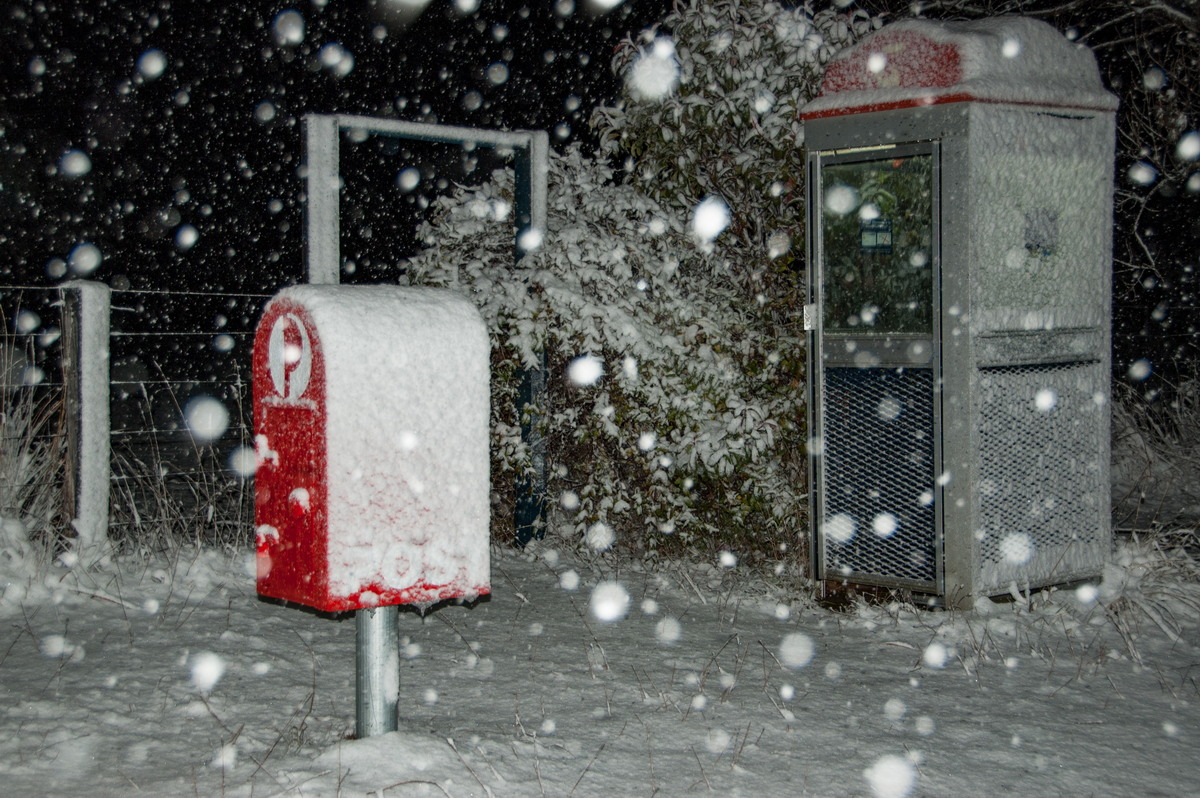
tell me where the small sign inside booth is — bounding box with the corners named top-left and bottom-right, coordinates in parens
top-left (252, 285), bottom-right (490, 613)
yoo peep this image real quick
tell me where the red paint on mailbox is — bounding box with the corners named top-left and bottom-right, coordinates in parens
top-left (253, 298), bottom-right (334, 609)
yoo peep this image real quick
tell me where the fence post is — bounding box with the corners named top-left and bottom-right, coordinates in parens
top-left (60, 280), bottom-right (111, 565)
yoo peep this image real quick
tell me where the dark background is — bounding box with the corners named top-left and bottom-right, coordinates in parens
top-left (2, 0), bottom-right (1197, 396)
top-left (0, 0), bottom-right (673, 295)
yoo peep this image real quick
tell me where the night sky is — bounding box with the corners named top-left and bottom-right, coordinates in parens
top-left (0, 0), bottom-right (672, 293)
top-left (2, 0), bottom-right (1197, 391)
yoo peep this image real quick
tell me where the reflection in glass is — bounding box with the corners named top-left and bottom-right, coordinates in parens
top-left (821, 155), bottom-right (934, 334)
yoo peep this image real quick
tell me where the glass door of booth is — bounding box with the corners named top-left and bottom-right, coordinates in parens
top-left (808, 143), bottom-right (941, 592)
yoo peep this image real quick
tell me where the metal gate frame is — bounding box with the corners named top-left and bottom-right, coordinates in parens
top-left (303, 114), bottom-right (550, 544)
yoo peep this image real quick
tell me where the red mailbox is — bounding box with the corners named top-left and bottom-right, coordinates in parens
top-left (253, 285), bottom-right (490, 612)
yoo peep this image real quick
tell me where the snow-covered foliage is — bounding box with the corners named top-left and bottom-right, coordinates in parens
top-left (408, 146), bottom-right (806, 555)
top-left (1100, 532), bottom-right (1200, 659)
top-left (593, 0), bottom-right (882, 266)
top-left (409, 1), bottom-right (888, 557)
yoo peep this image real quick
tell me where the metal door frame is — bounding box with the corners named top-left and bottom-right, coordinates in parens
top-left (807, 141), bottom-right (945, 593)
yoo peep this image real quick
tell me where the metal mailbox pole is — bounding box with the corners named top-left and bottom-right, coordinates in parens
top-left (356, 606), bottom-right (400, 737)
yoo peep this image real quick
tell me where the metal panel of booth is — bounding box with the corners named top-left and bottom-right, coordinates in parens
top-left (974, 360), bottom-right (1108, 593)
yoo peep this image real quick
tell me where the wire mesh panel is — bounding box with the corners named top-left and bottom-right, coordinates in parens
top-left (976, 362), bottom-right (1106, 592)
top-left (820, 366), bottom-right (937, 588)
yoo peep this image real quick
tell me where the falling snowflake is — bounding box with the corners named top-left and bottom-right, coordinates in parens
top-left (872, 512), bottom-right (898, 539)
top-left (175, 225), bottom-right (199, 250)
top-left (691, 196), bottom-right (731, 242)
top-left (568, 354), bottom-right (604, 386)
top-left (864, 754), bottom-right (916, 798)
top-left (137, 49), bottom-right (167, 80)
top-left (396, 167), bottom-right (421, 192)
top-left (67, 243), bottom-right (102, 276)
top-left (998, 531), bottom-right (1035, 565)
top-left (1128, 359), bottom-right (1152, 381)
top-left (826, 513), bottom-right (856, 544)
top-left (585, 521), bottom-right (614, 551)
top-left (655, 616), bottom-right (682, 644)
top-left (590, 581), bottom-right (630, 621)
top-left (627, 37), bottom-right (679, 101)
top-left (185, 396), bottom-right (230, 442)
top-left (272, 10), bottom-right (306, 45)
top-left (1178, 131), bottom-right (1200, 161)
top-left (778, 632), bottom-right (815, 669)
top-left (922, 641), bottom-right (949, 668)
top-left (59, 150), bottom-right (91, 177)
top-left (191, 651), bottom-right (226, 693)
top-left (1127, 161), bottom-right (1158, 186)
top-left (1034, 388), bottom-right (1057, 412)
top-left (824, 183), bottom-right (859, 215)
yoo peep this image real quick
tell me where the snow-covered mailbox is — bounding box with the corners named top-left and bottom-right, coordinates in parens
top-left (253, 284), bottom-right (489, 734)
top-left (802, 18), bottom-right (1116, 606)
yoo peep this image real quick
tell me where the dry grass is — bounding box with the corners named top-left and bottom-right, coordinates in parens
top-left (108, 433), bottom-right (253, 557)
top-left (1102, 530), bottom-right (1200, 659)
top-left (1112, 377), bottom-right (1200, 530)
top-left (0, 344), bottom-right (68, 571)
top-left (1106, 375), bottom-right (1200, 658)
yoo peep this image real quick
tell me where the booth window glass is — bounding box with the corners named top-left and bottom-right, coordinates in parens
top-left (821, 155), bottom-right (934, 334)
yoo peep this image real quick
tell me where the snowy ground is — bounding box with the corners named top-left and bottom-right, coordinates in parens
top-left (1, 538), bottom-right (1197, 797)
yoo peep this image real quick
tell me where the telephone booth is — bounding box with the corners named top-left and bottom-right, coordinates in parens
top-left (802, 18), bottom-right (1116, 605)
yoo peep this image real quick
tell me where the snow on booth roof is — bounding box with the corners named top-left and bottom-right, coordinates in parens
top-left (801, 16), bottom-right (1118, 120)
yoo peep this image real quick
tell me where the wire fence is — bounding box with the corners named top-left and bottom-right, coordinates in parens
top-left (107, 286), bottom-right (268, 548)
top-left (1, 282), bottom-right (270, 551)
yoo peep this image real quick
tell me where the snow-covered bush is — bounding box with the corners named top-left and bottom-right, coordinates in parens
top-left (1100, 533), bottom-right (1200, 661)
top-left (408, 146), bottom-right (806, 556)
top-left (593, 0), bottom-right (881, 267)
top-left (409, 1), bottom-right (886, 559)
